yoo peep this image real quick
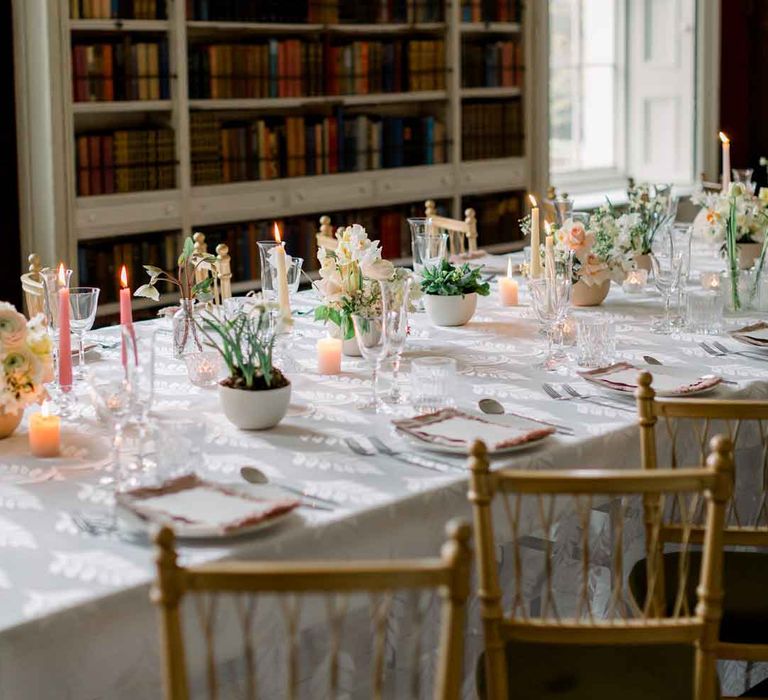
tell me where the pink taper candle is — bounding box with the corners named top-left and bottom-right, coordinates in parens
top-left (119, 265), bottom-right (134, 369)
top-left (57, 264), bottom-right (72, 388)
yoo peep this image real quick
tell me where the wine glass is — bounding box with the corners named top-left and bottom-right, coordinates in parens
top-left (125, 328), bottom-right (156, 433)
top-left (351, 313), bottom-right (390, 413)
top-left (68, 287), bottom-right (100, 379)
top-left (415, 232), bottom-right (448, 273)
top-left (650, 231), bottom-right (682, 335)
top-left (379, 277), bottom-right (412, 404)
top-left (528, 272), bottom-right (572, 370)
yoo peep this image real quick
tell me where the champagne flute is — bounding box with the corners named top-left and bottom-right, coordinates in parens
top-left (379, 277), bottom-right (412, 404)
top-left (68, 287), bottom-right (100, 378)
top-left (351, 313), bottom-right (390, 413)
top-left (650, 229), bottom-right (682, 335)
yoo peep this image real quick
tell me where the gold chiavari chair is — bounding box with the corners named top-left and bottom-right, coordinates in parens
top-left (189, 233), bottom-right (232, 305)
top-left (20, 253), bottom-right (46, 318)
top-left (636, 372), bottom-right (768, 698)
top-left (316, 215), bottom-right (337, 253)
top-left (152, 519), bottom-right (471, 700)
top-left (423, 209), bottom-right (479, 259)
top-left (468, 437), bottom-right (732, 700)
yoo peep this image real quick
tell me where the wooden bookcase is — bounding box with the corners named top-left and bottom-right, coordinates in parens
top-left (13, 0), bottom-right (548, 318)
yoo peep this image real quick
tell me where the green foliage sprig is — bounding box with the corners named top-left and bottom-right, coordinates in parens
top-left (419, 261), bottom-right (490, 297)
top-left (134, 236), bottom-right (216, 302)
top-left (197, 306), bottom-right (285, 390)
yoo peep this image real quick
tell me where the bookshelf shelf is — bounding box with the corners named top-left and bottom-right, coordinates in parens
top-left (460, 22), bottom-right (522, 34)
top-left (188, 91), bottom-right (448, 111)
top-left (72, 100), bottom-right (173, 114)
top-left (186, 21), bottom-right (446, 36)
top-left (69, 19), bottom-right (170, 32)
top-left (15, 0), bottom-right (546, 319)
top-left (460, 86), bottom-right (522, 99)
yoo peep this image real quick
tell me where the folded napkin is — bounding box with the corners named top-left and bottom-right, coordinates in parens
top-left (117, 474), bottom-right (299, 535)
top-left (393, 408), bottom-right (553, 451)
top-left (579, 363), bottom-right (721, 396)
top-left (731, 322), bottom-right (768, 347)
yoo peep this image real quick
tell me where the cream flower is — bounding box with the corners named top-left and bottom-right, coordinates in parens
top-left (557, 219), bottom-right (594, 261)
top-left (0, 303), bottom-right (28, 349)
top-left (578, 254), bottom-right (612, 286)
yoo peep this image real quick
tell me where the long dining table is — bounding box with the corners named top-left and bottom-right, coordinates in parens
top-left (2, 247), bottom-right (768, 699)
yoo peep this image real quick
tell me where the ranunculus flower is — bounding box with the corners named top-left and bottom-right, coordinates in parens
top-left (557, 219), bottom-right (594, 261)
top-left (0, 303), bottom-right (28, 349)
top-left (361, 257), bottom-right (394, 281)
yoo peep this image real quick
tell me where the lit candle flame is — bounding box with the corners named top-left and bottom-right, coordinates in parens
top-left (545, 221), bottom-right (552, 236)
top-left (57, 263), bottom-right (66, 286)
top-left (528, 194), bottom-right (538, 208)
top-left (41, 401), bottom-right (51, 418)
top-left (120, 265), bottom-right (128, 288)
top-left (719, 131), bottom-right (729, 144)
top-left (273, 222), bottom-right (282, 244)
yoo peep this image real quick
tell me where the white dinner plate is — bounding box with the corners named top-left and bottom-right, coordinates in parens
top-left (580, 363), bottom-right (722, 398)
top-left (395, 427), bottom-right (552, 456)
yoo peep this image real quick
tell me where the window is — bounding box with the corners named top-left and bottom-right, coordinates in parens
top-left (549, 0), bottom-right (698, 192)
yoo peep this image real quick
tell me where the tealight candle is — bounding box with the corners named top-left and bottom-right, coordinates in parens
top-left (184, 351), bottom-right (221, 387)
top-left (623, 269), bottom-right (648, 294)
top-left (317, 337), bottom-right (342, 375)
top-left (29, 402), bottom-right (61, 458)
top-left (499, 258), bottom-right (519, 306)
top-left (701, 271), bottom-right (721, 291)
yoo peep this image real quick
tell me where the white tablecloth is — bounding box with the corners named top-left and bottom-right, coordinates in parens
top-left (1, 248), bottom-right (767, 699)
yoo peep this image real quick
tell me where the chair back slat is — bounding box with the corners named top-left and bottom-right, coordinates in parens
top-left (152, 521), bottom-right (471, 700)
top-left (469, 437), bottom-right (732, 700)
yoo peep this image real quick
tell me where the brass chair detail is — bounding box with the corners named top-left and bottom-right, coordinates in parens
top-left (316, 215), bottom-right (337, 253)
top-left (20, 253), bottom-right (46, 319)
top-left (469, 437), bottom-right (732, 700)
top-left (152, 519), bottom-right (471, 700)
top-left (422, 201), bottom-right (479, 258)
top-left (636, 372), bottom-right (768, 698)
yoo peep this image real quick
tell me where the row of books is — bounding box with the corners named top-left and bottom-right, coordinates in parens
top-left (462, 40), bottom-right (523, 88)
top-left (79, 231), bottom-right (181, 304)
top-left (460, 0), bottom-right (522, 22)
top-left (76, 128), bottom-right (175, 196)
top-left (72, 41), bottom-right (170, 102)
top-left (70, 0), bottom-right (166, 18)
top-left (191, 111), bottom-right (446, 185)
top-left (186, 0), bottom-right (443, 23)
top-left (188, 39), bottom-right (445, 99)
top-left (464, 190), bottom-right (525, 247)
top-left (462, 99), bottom-right (523, 160)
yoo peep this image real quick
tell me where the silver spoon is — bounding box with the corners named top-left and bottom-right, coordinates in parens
top-left (477, 399), bottom-right (574, 436)
top-left (240, 466), bottom-right (338, 510)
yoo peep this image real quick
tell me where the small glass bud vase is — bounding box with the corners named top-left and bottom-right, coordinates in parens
top-left (173, 299), bottom-right (203, 359)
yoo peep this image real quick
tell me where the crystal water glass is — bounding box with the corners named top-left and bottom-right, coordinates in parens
top-left (379, 277), bottom-right (412, 404)
top-left (576, 318), bottom-right (616, 368)
top-left (650, 232), bottom-right (682, 334)
top-left (528, 273), bottom-right (572, 370)
top-left (554, 198), bottom-right (574, 226)
top-left (732, 169), bottom-right (755, 193)
top-left (408, 218), bottom-right (448, 274)
top-left (351, 313), bottom-right (390, 413)
top-left (68, 287), bottom-right (100, 378)
top-left (685, 290), bottom-right (723, 334)
top-left (410, 357), bottom-right (457, 413)
top-left (256, 240), bottom-right (280, 301)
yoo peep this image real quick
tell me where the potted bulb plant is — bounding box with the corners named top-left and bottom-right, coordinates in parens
top-left (420, 261), bottom-right (490, 326)
top-left (197, 304), bottom-right (290, 430)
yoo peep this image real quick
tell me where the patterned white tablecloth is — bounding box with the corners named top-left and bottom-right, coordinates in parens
top-left (1, 247), bottom-right (767, 699)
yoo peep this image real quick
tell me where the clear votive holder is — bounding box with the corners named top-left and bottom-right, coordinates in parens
top-left (576, 318), bottom-right (616, 368)
top-left (685, 289), bottom-right (723, 335)
top-left (700, 271), bottom-right (722, 292)
top-left (410, 357), bottom-right (457, 413)
top-left (184, 350), bottom-right (222, 387)
top-left (622, 269), bottom-right (648, 294)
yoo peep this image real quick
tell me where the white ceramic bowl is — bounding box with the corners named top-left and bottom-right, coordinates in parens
top-left (218, 381), bottom-right (292, 430)
top-left (423, 293), bottom-right (478, 326)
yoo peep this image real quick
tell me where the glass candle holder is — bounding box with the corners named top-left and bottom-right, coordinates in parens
top-left (685, 290), bottom-right (723, 334)
top-left (576, 318), bottom-right (617, 368)
top-left (184, 350), bottom-right (222, 387)
top-left (410, 357), bottom-right (457, 412)
top-left (622, 269), bottom-right (648, 294)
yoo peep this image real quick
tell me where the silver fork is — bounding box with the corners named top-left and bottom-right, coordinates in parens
top-left (346, 437), bottom-right (459, 474)
top-left (71, 511), bottom-right (147, 544)
top-left (712, 341), bottom-right (768, 362)
top-left (542, 383), bottom-right (566, 400)
top-left (553, 383), bottom-right (634, 413)
top-left (367, 436), bottom-right (462, 473)
top-left (699, 342), bottom-right (722, 357)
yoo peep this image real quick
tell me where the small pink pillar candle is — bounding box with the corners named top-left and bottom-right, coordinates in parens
top-left (29, 402), bottom-right (61, 458)
top-left (317, 337), bottom-right (342, 374)
top-left (499, 258), bottom-right (519, 306)
top-left (57, 264), bottom-right (72, 388)
top-left (119, 265), bottom-right (134, 368)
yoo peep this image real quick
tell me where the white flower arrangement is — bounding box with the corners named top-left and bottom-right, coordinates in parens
top-left (625, 182), bottom-right (677, 254)
top-left (313, 224), bottom-right (397, 339)
top-left (553, 207), bottom-right (637, 287)
top-left (0, 303), bottom-right (53, 415)
top-left (691, 183), bottom-right (768, 244)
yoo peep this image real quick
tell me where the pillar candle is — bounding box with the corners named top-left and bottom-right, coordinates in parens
top-left (499, 258), bottom-right (519, 306)
top-left (29, 403), bottom-right (61, 458)
top-left (720, 132), bottom-right (731, 192)
top-left (272, 223), bottom-right (293, 326)
top-left (544, 223), bottom-right (556, 288)
top-left (528, 195), bottom-right (541, 279)
top-left (57, 264), bottom-right (72, 388)
top-left (119, 265), bottom-right (134, 369)
top-left (317, 337), bottom-right (342, 374)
